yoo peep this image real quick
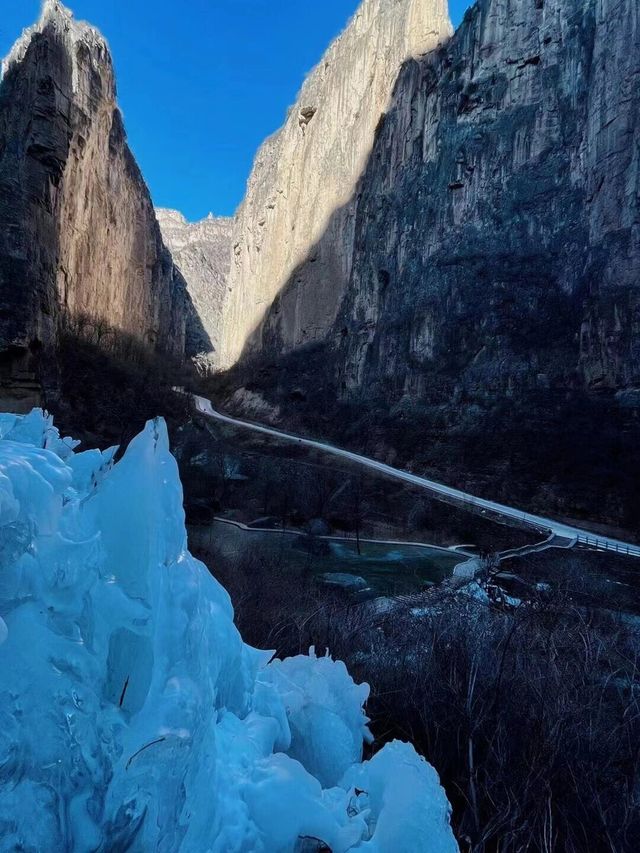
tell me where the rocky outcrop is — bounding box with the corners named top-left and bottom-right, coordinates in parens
top-left (157, 209), bottom-right (232, 366)
top-left (218, 0), bottom-right (452, 369)
top-left (0, 2), bottom-right (204, 410)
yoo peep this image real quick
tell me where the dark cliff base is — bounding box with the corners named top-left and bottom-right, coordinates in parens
top-left (206, 344), bottom-right (640, 540)
top-left (44, 324), bottom-right (193, 452)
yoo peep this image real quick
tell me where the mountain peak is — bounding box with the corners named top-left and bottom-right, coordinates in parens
top-left (2, 1), bottom-right (107, 81)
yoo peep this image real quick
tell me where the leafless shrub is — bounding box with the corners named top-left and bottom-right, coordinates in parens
top-left (196, 541), bottom-right (640, 852)
top-left (367, 593), bottom-right (640, 852)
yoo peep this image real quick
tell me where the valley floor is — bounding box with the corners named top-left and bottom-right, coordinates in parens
top-left (193, 395), bottom-right (640, 558)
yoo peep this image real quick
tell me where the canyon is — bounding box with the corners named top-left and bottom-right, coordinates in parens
top-left (1, 0), bottom-right (639, 527)
top-left (1, 3), bottom-right (639, 849)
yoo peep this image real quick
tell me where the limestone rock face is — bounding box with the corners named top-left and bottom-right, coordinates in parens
top-left (218, 0), bottom-right (453, 369)
top-left (330, 0), bottom-right (640, 402)
top-left (235, 0), bottom-right (639, 402)
top-left (210, 0), bottom-right (640, 526)
top-left (157, 209), bottom-right (232, 366)
top-left (0, 2), bottom-right (201, 409)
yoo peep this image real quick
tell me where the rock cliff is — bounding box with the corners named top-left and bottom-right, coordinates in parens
top-left (218, 0), bottom-right (453, 369)
top-left (228, 0), bottom-right (639, 394)
top-left (215, 0), bottom-right (640, 528)
top-left (331, 0), bottom-right (640, 402)
top-left (157, 209), bottom-right (232, 367)
top-left (0, 1), bottom-right (203, 410)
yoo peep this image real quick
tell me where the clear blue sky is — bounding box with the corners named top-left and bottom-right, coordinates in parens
top-left (2, 1), bottom-right (471, 221)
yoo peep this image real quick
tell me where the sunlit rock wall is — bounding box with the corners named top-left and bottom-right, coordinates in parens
top-left (218, 0), bottom-right (453, 368)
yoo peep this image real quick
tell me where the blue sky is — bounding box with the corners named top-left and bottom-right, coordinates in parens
top-left (2, 1), bottom-right (471, 220)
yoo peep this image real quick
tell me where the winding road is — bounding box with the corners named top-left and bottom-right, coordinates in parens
top-left (194, 396), bottom-right (640, 559)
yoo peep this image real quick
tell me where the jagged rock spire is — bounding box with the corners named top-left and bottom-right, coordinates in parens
top-left (3, 1), bottom-right (93, 78)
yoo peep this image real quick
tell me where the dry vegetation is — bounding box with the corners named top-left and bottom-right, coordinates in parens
top-left (196, 539), bottom-right (640, 853)
top-left (50, 316), bottom-right (194, 449)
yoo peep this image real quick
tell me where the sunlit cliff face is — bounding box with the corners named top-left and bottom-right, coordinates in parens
top-left (218, 0), bottom-right (452, 370)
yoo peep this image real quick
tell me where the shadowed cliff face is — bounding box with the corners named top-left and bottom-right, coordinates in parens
top-left (0, 2), bottom-right (208, 410)
top-left (333, 0), bottom-right (640, 401)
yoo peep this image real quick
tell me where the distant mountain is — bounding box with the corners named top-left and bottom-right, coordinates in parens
top-left (157, 209), bottom-right (232, 369)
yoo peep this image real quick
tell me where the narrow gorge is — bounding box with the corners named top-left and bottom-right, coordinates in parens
top-left (1, 0), bottom-right (639, 526)
top-left (1, 2), bottom-right (640, 849)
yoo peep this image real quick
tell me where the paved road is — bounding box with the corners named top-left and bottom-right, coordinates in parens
top-left (194, 396), bottom-right (640, 559)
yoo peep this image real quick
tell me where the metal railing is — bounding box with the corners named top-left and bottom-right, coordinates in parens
top-left (577, 534), bottom-right (640, 557)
